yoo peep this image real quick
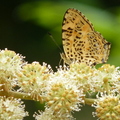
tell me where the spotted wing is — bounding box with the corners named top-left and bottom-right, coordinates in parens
top-left (61, 8), bottom-right (111, 66)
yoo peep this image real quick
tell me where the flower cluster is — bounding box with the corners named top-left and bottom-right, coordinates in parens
top-left (0, 96), bottom-right (28, 120)
top-left (1, 49), bottom-right (120, 119)
top-left (42, 66), bottom-right (84, 119)
top-left (92, 93), bottom-right (120, 120)
top-left (0, 49), bottom-right (24, 92)
top-left (17, 62), bottom-right (51, 101)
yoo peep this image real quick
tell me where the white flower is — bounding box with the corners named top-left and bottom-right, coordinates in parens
top-left (0, 96), bottom-right (28, 120)
top-left (0, 49), bottom-right (25, 91)
top-left (17, 62), bottom-right (51, 101)
top-left (92, 93), bottom-right (120, 120)
top-left (42, 65), bottom-right (84, 119)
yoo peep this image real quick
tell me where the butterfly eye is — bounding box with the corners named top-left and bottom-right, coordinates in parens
top-left (101, 58), bottom-right (105, 63)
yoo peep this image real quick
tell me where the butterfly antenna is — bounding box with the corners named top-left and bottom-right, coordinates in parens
top-left (48, 32), bottom-right (63, 52)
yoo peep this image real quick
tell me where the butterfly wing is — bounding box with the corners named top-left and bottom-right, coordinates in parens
top-left (62, 8), bottom-right (111, 66)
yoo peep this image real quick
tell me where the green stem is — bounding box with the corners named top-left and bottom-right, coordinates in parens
top-left (85, 98), bottom-right (96, 105)
top-left (0, 90), bottom-right (43, 103)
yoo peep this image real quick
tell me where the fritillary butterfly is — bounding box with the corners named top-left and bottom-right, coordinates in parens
top-left (60, 8), bottom-right (111, 66)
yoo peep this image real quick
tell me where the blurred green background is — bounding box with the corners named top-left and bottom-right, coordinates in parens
top-left (1, 0), bottom-right (120, 119)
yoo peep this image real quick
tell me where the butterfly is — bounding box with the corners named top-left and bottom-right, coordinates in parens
top-left (60, 8), bottom-right (111, 66)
